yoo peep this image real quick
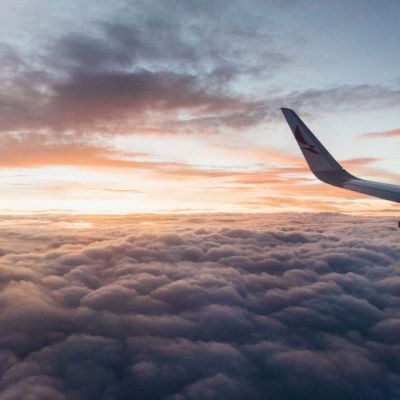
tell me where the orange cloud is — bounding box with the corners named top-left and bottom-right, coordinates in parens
top-left (0, 133), bottom-right (396, 215)
top-left (361, 129), bottom-right (400, 139)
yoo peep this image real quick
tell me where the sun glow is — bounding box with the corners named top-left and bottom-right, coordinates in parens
top-left (0, 160), bottom-right (397, 216)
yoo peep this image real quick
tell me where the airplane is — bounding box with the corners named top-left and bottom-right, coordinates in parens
top-left (281, 108), bottom-right (400, 221)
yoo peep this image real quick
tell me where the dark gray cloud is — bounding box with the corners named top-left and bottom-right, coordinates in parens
top-left (1, 213), bottom-right (400, 399)
top-left (0, 3), bottom-right (287, 136)
top-left (283, 84), bottom-right (400, 114)
top-left (2, 2), bottom-right (400, 138)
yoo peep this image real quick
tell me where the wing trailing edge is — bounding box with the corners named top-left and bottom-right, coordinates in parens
top-left (281, 108), bottom-right (400, 203)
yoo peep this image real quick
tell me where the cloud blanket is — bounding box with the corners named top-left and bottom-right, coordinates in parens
top-left (0, 213), bottom-right (399, 399)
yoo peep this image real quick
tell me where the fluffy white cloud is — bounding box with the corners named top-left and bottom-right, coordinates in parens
top-left (0, 213), bottom-right (400, 399)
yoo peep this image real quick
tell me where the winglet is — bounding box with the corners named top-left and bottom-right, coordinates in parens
top-left (281, 108), bottom-right (400, 205)
top-left (281, 108), bottom-right (356, 187)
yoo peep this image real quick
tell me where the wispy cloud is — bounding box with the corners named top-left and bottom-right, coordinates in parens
top-left (360, 128), bottom-right (400, 139)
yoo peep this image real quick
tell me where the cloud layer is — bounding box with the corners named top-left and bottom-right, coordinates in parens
top-left (1, 213), bottom-right (400, 399)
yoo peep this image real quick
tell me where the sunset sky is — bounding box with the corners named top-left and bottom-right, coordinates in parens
top-left (1, 0), bottom-right (400, 214)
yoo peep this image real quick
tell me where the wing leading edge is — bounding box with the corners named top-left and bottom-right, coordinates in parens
top-left (281, 108), bottom-right (400, 203)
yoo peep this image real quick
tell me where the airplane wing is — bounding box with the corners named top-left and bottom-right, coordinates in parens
top-left (281, 108), bottom-right (400, 203)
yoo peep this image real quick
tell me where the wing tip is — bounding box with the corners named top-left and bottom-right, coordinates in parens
top-left (280, 107), bottom-right (296, 119)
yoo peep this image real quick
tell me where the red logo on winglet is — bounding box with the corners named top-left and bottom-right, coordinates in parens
top-left (295, 126), bottom-right (308, 145)
top-left (294, 126), bottom-right (320, 155)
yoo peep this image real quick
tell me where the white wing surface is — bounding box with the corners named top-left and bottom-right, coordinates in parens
top-left (281, 108), bottom-right (400, 203)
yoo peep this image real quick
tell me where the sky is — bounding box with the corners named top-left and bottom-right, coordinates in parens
top-left (0, 0), bottom-right (400, 214)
